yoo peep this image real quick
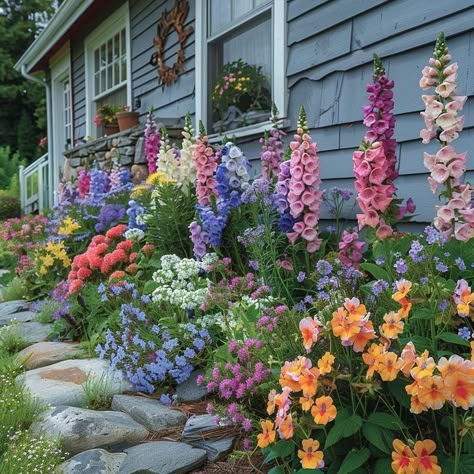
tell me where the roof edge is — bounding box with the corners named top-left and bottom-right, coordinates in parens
top-left (15, 0), bottom-right (94, 72)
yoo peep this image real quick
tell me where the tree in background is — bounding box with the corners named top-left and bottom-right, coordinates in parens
top-left (0, 0), bottom-right (56, 166)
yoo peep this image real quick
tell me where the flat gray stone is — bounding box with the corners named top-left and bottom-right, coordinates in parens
top-left (60, 448), bottom-right (127, 473)
top-left (133, 137), bottom-right (146, 164)
top-left (31, 406), bottom-right (149, 455)
top-left (112, 395), bottom-right (185, 432)
top-left (0, 300), bottom-right (29, 318)
top-left (18, 359), bottom-right (133, 407)
top-left (119, 441), bottom-right (207, 474)
top-left (176, 369), bottom-right (207, 403)
top-left (9, 322), bottom-right (52, 344)
top-left (15, 341), bottom-right (83, 369)
top-left (0, 310), bottom-right (35, 326)
top-left (182, 415), bottom-right (234, 462)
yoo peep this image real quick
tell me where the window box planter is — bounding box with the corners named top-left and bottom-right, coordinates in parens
top-left (116, 111), bottom-right (140, 132)
top-left (104, 124), bottom-right (120, 136)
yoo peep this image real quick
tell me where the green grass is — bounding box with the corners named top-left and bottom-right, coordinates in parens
top-left (1, 277), bottom-right (25, 302)
top-left (0, 325), bottom-right (29, 354)
top-left (34, 299), bottom-right (61, 324)
top-left (82, 373), bottom-right (115, 411)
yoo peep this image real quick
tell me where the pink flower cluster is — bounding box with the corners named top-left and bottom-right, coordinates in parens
top-left (77, 169), bottom-right (91, 199)
top-left (194, 124), bottom-right (218, 205)
top-left (145, 112), bottom-right (161, 174)
top-left (338, 230), bottom-right (365, 269)
top-left (420, 33), bottom-right (473, 241)
top-left (257, 305), bottom-right (289, 332)
top-left (259, 126), bottom-right (286, 181)
top-left (354, 56), bottom-right (408, 233)
top-left (286, 107), bottom-right (323, 253)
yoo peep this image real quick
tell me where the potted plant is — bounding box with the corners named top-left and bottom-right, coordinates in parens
top-left (94, 104), bottom-right (125, 136)
top-left (116, 107), bottom-right (140, 132)
top-left (212, 59), bottom-right (272, 133)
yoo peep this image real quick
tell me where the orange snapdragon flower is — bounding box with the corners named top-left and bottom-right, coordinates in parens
top-left (349, 318), bottom-right (376, 352)
top-left (279, 356), bottom-right (311, 392)
top-left (299, 395), bottom-right (314, 412)
top-left (278, 414), bottom-right (294, 439)
top-left (392, 279), bottom-right (413, 302)
top-left (411, 350), bottom-right (436, 380)
top-left (311, 395), bottom-right (337, 425)
top-left (391, 439), bottom-right (417, 474)
top-left (297, 438), bottom-right (324, 469)
top-left (454, 279), bottom-right (474, 316)
top-left (400, 342), bottom-right (417, 377)
top-left (362, 343), bottom-right (384, 378)
top-left (299, 316), bottom-right (322, 353)
top-left (377, 351), bottom-right (403, 381)
top-left (318, 352), bottom-right (335, 375)
top-left (331, 307), bottom-right (361, 343)
top-left (439, 355), bottom-right (474, 409)
top-left (299, 367), bottom-right (320, 397)
top-left (257, 420), bottom-right (276, 448)
top-left (417, 375), bottom-right (449, 410)
top-left (381, 311), bottom-right (405, 339)
top-left (413, 439), bottom-right (441, 474)
top-left (343, 297), bottom-right (367, 319)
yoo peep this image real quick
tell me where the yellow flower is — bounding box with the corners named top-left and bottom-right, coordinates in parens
top-left (57, 217), bottom-right (80, 235)
top-left (298, 439), bottom-right (324, 470)
top-left (146, 171), bottom-right (176, 186)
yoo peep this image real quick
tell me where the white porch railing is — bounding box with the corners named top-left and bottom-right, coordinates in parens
top-left (19, 153), bottom-right (49, 215)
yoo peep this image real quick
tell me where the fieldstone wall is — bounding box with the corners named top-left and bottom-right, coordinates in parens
top-left (63, 124), bottom-right (183, 184)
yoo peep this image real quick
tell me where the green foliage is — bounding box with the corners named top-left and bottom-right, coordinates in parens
top-left (81, 373), bottom-right (114, 410)
top-left (0, 325), bottom-right (29, 354)
top-left (144, 183), bottom-right (196, 258)
top-left (33, 298), bottom-right (61, 324)
top-left (0, 193), bottom-right (20, 219)
top-left (1, 277), bottom-right (26, 302)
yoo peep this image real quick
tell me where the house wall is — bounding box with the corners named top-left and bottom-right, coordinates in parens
top-left (70, 0), bottom-right (474, 224)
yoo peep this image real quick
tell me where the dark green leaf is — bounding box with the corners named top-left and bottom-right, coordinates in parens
top-left (360, 263), bottom-right (390, 282)
top-left (436, 332), bottom-right (471, 347)
top-left (264, 439), bottom-right (294, 464)
top-left (374, 458), bottom-right (392, 474)
top-left (325, 414), bottom-right (362, 449)
top-left (367, 413), bottom-right (404, 430)
top-left (338, 448), bottom-right (370, 474)
top-left (295, 469), bottom-right (323, 474)
top-left (268, 467), bottom-right (286, 474)
top-left (143, 280), bottom-right (159, 294)
top-left (387, 378), bottom-right (411, 409)
top-left (362, 422), bottom-right (396, 454)
top-left (410, 308), bottom-right (434, 320)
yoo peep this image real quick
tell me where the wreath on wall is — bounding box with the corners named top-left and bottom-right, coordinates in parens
top-left (149, 0), bottom-right (193, 86)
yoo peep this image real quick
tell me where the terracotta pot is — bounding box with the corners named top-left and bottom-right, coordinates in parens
top-left (116, 111), bottom-right (140, 131)
top-left (104, 124), bottom-right (120, 136)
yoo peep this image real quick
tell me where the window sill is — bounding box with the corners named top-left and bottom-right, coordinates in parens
top-left (208, 118), bottom-right (290, 144)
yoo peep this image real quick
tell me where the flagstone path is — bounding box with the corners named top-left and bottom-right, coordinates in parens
top-left (0, 299), bottom-right (235, 473)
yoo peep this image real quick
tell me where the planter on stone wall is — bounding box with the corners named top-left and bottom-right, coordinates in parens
top-left (116, 111), bottom-right (140, 132)
top-left (105, 125), bottom-right (120, 136)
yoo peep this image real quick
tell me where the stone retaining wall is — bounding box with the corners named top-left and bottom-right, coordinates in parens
top-left (63, 124), bottom-right (182, 184)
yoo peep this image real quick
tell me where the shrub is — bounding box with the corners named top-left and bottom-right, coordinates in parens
top-left (0, 193), bottom-right (20, 220)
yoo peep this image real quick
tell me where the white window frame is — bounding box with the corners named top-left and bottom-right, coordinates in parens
top-left (195, 0), bottom-right (287, 142)
top-left (50, 42), bottom-right (72, 201)
top-left (84, 2), bottom-right (132, 138)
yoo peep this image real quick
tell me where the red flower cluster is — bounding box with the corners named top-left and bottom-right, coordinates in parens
top-left (67, 224), bottom-right (139, 294)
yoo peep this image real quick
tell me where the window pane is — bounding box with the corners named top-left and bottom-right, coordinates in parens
top-left (209, 0), bottom-right (231, 34)
top-left (209, 13), bottom-right (272, 132)
top-left (232, 0), bottom-right (253, 20)
top-left (100, 69), bottom-right (106, 93)
top-left (94, 72), bottom-right (100, 95)
top-left (94, 49), bottom-right (99, 73)
top-left (107, 65), bottom-right (113, 89)
top-left (100, 44), bottom-right (106, 68)
top-left (107, 39), bottom-right (113, 64)
top-left (121, 56), bottom-right (126, 83)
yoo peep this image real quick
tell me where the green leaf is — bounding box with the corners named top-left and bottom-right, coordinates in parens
top-left (143, 280), bottom-right (159, 294)
top-left (374, 458), bottom-right (392, 474)
top-left (436, 332), bottom-right (471, 347)
top-left (264, 439), bottom-right (294, 464)
top-left (360, 263), bottom-right (390, 282)
top-left (410, 308), bottom-right (434, 320)
top-left (268, 467), bottom-right (286, 474)
top-left (387, 378), bottom-right (411, 409)
top-left (362, 422), bottom-right (396, 454)
top-left (440, 454), bottom-right (474, 474)
top-left (214, 343), bottom-right (234, 363)
top-left (367, 413), bottom-right (404, 430)
top-left (325, 414), bottom-right (362, 449)
top-left (338, 448), bottom-right (370, 474)
top-left (295, 469), bottom-right (323, 474)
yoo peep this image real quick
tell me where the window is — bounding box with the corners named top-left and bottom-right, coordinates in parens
top-left (196, 0), bottom-right (286, 138)
top-left (85, 3), bottom-right (131, 137)
top-left (63, 78), bottom-right (72, 150)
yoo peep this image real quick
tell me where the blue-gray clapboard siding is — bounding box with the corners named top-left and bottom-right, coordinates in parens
top-left (130, 0), bottom-right (196, 121)
top-left (285, 0), bottom-right (474, 223)
top-left (67, 0), bottom-right (474, 224)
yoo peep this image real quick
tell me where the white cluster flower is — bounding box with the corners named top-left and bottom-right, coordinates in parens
top-left (124, 228), bottom-right (145, 241)
top-left (196, 311), bottom-right (224, 329)
top-left (177, 114), bottom-right (196, 191)
top-left (157, 128), bottom-right (179, 181)
top-left (152, 254), bottom-right (210, 309)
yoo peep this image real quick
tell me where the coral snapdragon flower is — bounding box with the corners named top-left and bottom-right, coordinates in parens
top-left (417, 375), bottom-right (449, 410)
top-left (311, 395), bottom-right (337, 425)
top-left (382, 311), bottom-right (405, 339)
top-left (377, 351), bottom-right (403, 381)
top-left (391, 439), bottom-right (417, 474)
top-left (317, 352), bottom-right (335, 375)
top-left (297, 438), bottom-right (324, 469)
top-left (278, 414), bottom-right (294, 439)
top-left (413, 439), bottom-right (441, 474)
top-left (257, 420), bottom-right (276, 448)
top-left (392, 279), bottom-right (413, 302)
top-left (299, 367), bottom-right (320, 397)
top-left (362, 343), bottom-right (384, 378)
top-left (299, 316), bottom-right (321, 353)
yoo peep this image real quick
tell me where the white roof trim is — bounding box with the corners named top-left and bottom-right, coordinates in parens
top-left (15, 0), bottom-right (94, 72)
